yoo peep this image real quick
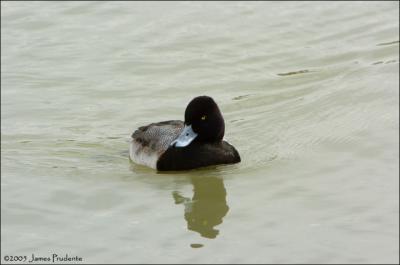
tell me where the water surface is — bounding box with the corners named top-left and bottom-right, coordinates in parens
top-left (1, 1), bottom-right (399, 263)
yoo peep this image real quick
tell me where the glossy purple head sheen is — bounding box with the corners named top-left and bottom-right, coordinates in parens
top-left (184, 96), bottom-right (225, 142)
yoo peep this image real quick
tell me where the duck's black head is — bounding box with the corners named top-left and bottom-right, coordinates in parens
top-left (185, 96), bottom-right (225, 142)
top-left (171, 96), bottom-right (225, 147)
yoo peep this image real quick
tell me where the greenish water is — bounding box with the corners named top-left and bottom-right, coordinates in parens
top-left (1, 1), bottom-right (399, 263)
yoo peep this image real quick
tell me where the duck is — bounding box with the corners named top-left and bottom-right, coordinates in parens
top-left (129, 96), bottom-right (240, 171)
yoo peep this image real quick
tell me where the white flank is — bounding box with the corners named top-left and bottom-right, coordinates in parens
top-left (129, 139), bottom-right (158, 169)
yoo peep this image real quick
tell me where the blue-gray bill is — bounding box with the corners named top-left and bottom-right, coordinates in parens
top-left (170, 125), bottom-right (198, 147)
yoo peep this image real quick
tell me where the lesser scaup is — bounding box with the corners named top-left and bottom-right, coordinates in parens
top-left (130, 96), bottom-right (240, 171)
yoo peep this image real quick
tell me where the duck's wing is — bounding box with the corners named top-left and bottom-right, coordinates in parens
top-left (132, 120), bottom-right (184, 159)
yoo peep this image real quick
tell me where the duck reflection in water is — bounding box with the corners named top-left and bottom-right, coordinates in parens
top-left (173, 176), bottom-right (229, 239)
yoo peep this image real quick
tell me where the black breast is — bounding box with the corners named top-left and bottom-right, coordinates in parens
top-left (156, 141), bottom-right (240, 171)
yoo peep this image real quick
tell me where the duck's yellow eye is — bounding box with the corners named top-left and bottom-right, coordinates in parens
top-left (201, 115), bottom-right (207, 120)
